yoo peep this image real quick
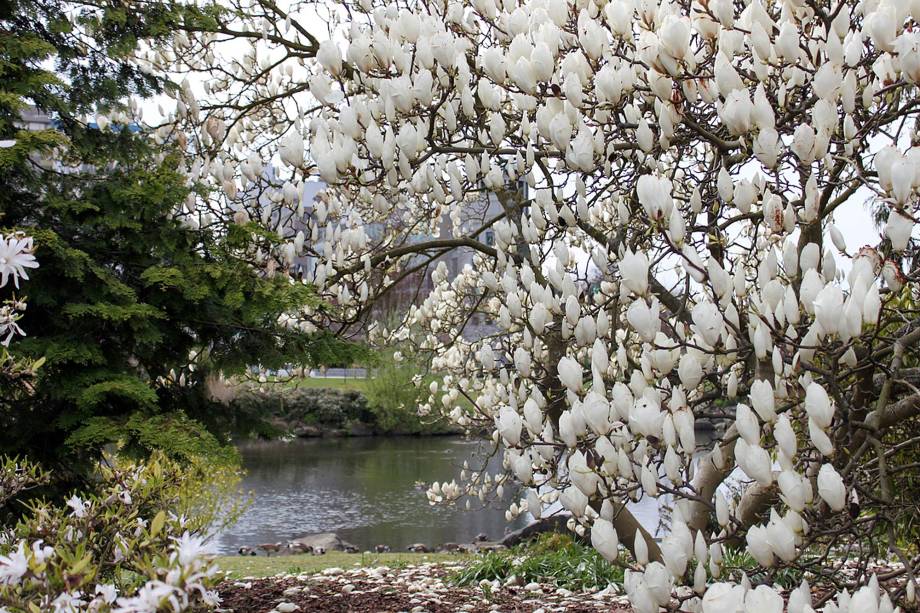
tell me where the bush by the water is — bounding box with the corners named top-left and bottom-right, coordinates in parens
top-left (362, 350), bottom-right (445, 433)
top-left (452, 533), bottom-right (625, 592)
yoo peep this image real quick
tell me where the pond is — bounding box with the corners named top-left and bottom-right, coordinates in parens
top-left (210, 435), bottom-right (689, 555)
top-left (211, 436), bottom-right (531, 554)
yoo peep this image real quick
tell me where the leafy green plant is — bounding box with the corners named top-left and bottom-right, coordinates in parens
top-left (452, 532), bottom-right (625, 591)
top-left (229, 385), bottom-right (374, 433)
top-left (720, 546), bottom-right (806, 589)
top-left (363, 350), bottom-right (450, 434)
top-left (0, 452), bottom-right (239, 611)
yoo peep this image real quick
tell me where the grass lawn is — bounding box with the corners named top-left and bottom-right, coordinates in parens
top-left (214, 551), bottom-right (468, 578)
top-left (281, 376), bottom-right (371, 393)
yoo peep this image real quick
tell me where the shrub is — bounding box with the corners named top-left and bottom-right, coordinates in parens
top-left (363, 351), bottom-right (448, 434)
top-left (452, 532), bottom-right (625, 591)
top-left (0, 452), bottom-right (241, 612)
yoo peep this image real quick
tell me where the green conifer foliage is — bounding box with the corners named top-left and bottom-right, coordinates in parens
top-left (0, 0), bottom-right (362, 479)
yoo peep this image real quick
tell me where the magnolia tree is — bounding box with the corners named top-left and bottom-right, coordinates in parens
top-left (137, 0), bottom-right (920, 609)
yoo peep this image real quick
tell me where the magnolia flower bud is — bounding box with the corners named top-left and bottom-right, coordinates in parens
top-left (863, 284), bottom-right (881, 324)
top-left (694, 562), bottom-right (707, 595)
top-left (865, 8), bottom-right (896, 52)
top-left (814, 284), bottom-right (844, 335)
top-left (735, 404), bottom-right (761, 445)
top-left (746, 584), bottom-right (784, 613)
top-left (774, 414), bottom-right (798, 459)
top-left (796, 398), bottom-right (825, 444)
top-left (560, 484), bottom-right (589, 517)
top-left (317, 39), bottom-right (343, 76)
top-left (702, 583), bottom-right (745, 613)
top-left (788, 581), bottom-right (813, 613)
top-left (746, 524), bottom-right (774, 567)
top-left (634, 531), bottom-right (649, 565)
top-left (584, 391), bottom-right (612, 435)
top-left (804, 382), bottom-right (834, 429)
top-left (645, 561), bottom-right (674, 603)
top-left (721, 89), bottom-right (753, 135)
top-left (715, 491), bottom-right (729, 527)
top-left (628, 298), bottom-right (660, 342)
top-left (558, 356), bottom-right (583, 393)
top-left (749, 380), bottom-right (777, 423)
top-left (591, 517), bottom-right (620, 562)
top-left (885, 209), bottom-right (914, 252)
top-left (817, 463), bottom-right (846, 511)
top-left (754, 128), bottom-right (780, 168)
top-left (523, 398), bottom-right (543, 436)
top-left (828, 223), bottom-right (847, 252)
top-left (636, 175), bottom-right (674, 221)
top-left (735, 439), bottom-right (773, 486)
top-left (678, 353), bottom-right (703, 390)
top-left (279, 130), bottom-right (304, 168)
top-left (692, 301), bottom-right (723, 347)
top-left (776, 22), bottom-right (800, 61)
top-left (778, 470), bottom-right (808, 512)
top-left (659, 14), bottom-right (691, 60)
top-left (496, 407), bottom-right (522, 446)
top-left (630, 396), bottom-right (663, 439)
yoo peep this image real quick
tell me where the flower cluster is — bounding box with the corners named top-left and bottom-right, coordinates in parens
top-left (0, 454), bottom-right (222, 612)
top-left (0, 234), bottom-right (38, 291)
top-left (0, 233), bottom-right (37, 347)
top-left (0, 299), bottom-right (26, 348)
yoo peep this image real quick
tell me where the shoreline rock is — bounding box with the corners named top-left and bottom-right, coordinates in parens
top-left (288, 422), bottom-right (464, 439)
top-left (500, 514), bottom-right (575, 547)
top-left (290, 532), bottom-right (358, 553)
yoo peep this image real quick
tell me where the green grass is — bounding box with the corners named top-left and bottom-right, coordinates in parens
top-left (282, 376), bottom-right (372, 393)
top-left (720, 546), bottom-right (806, 589)
top-left (451, 533), bottom-right (625, 591)
top-left (214, 551), bottom-right (468, 578)
top-left (215, 534), bottom-right (629, 591)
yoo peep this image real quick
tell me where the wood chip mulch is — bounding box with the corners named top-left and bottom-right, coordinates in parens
top-left (215, 563), bottom-right (632, 613)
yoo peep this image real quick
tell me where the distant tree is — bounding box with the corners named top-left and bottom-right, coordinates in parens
top-left (0, 0), bottom-right (361, 483)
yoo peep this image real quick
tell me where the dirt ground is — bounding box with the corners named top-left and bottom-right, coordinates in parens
top-left (216, 563), bottom-right (632, 613)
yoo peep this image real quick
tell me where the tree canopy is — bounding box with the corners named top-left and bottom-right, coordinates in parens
top-left (130, 0), bottom-right (920, 608)
top-left (0, 0), bottom-right (362, 478)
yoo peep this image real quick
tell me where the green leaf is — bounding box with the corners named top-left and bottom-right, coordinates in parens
top-left (150, 510), bottom-right (165, 538)
top-left (71, 553), bottom-right (92, 575)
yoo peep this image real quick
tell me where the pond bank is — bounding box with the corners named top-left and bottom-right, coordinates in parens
top-left (227, 384), bottom-right (459, 439)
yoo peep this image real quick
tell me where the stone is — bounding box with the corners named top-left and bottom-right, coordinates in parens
top-left (290, 532), bottom-right (357, 552)
top-left (500, 514), bottom-right (573, 547)
top-left (292, 424), bottom-right (322, 438)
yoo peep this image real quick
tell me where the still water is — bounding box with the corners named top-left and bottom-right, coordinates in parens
top-left (212, 436), bottom-right (531, 554)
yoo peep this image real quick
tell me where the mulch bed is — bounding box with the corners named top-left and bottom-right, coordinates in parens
top-left (216, 563), bottom-right (632, 613)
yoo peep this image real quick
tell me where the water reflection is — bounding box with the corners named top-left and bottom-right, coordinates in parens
top-left (213, 436), bottom-right (529, 554)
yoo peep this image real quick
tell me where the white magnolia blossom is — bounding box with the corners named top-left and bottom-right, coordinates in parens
top-left (0, 233), bottom-right (39, 289)
top-left (142, 0), bottom-right (920, 608)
